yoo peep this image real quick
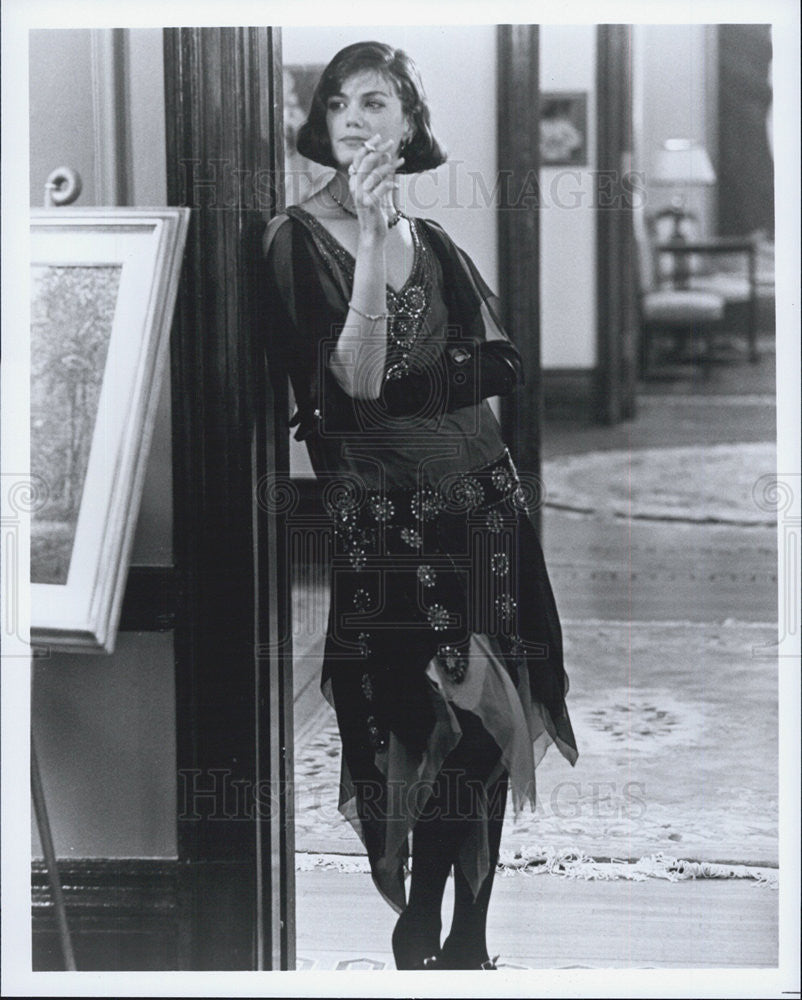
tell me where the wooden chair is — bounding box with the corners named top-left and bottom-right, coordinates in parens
top-left (633, 208), bottom-right (726, 377)
top-left (651, 209), bottom-right (760, 363)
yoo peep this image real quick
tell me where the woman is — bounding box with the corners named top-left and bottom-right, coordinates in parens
top-left (263, 41), bottom-right (577, 970)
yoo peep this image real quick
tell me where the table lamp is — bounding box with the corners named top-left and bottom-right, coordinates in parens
top-left (652, 138), bottom-right (716, 241)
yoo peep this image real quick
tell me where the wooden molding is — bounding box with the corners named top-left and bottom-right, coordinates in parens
top-left (543, 367), bottom-right (598, 422)
top-left (32, 858), bottom-right (179, 970)
top-left (90, 29), bottom-right (132, 205)
top-left (497, 24), bottom-right (542, 535)
top-left (595, 24), bottom-right (638, 423)
top-left (163, 26), bottom-right (293, 970)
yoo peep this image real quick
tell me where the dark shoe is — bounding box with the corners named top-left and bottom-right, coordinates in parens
top-left (392, 909), bottom-right (442, 970)
top-left (440, 937), bottom-right (498, 970)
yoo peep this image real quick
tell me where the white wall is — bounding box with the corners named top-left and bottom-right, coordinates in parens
top-left (127, 28), bottom-right (173, 565)
top-left (539, 25), bottom-right (597, 370)
top-left (128, 29), bottom-right (168, 208)
top-left (32, 634), bottom-right (177, 858)
top-left (30, 28), bottom-right (176, 860)
top-left (281, 25), bottom-right (497, 278)
top-left (281, 26), bottom-right (497, 476)
top-left (29, 29), bottom-right (98, 205)
top-left (633, 24), bottom-right (718, 236)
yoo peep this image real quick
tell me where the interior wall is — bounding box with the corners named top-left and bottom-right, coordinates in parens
top-left (128, 29), bottom-right (173, 566)
top-left (29, 29), bottom-right (98, 207)
top-left (30, 28), bottom-right (176, 858)
top-left (539, 25), bottom-right (598, 369)
top-left (32, 634), bottom-right (177, 857)
top-left (634, 24), bottom-right (718, 236)
top-left (281, 25), bottom-right (497, 477)
top-left (718, 24), bottom-right (774, 237)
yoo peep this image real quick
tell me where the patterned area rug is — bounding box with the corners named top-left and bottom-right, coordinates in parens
top-left (294, 621), bottom-right (778, 868)
top-left (542, 443), bottom-right (777, 524)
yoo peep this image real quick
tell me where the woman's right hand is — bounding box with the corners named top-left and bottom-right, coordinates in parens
top-left (348, 133), bottom-right (404, 241)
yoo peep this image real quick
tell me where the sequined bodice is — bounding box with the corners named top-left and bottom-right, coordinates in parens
top-left (286, 206), bottom-right (435, 381)
top-left (284, 206), bottom-right (508, 491)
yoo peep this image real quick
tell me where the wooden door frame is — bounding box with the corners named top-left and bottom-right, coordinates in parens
top-left (595, 23), bottom-right (638, 422)
top-left (163, 26), bottom-right (294, 970)
top-left (498, 24), bottom-right (637, 446)
top-left (497, 24), bottom-right (543, 535)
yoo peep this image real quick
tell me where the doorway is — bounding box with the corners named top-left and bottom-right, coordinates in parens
top-left (281, 24), bottom-right (544, 967)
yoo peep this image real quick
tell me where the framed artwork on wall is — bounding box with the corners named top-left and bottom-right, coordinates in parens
top-left (30, 207), bottom-right (190, 653)
top-left (540, 91), bottom-right (588, 166)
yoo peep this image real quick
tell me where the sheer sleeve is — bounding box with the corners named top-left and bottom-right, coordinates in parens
top-left (261, 213), bottom-right (350, 445)
top-left (262, 215), bottom-right (311, 439)
top-left (421, 218), bottom-right (515, 347)
top-left (261, 212), bottom-right (524, 430)
top-left (381, 219), bottom-right (525, 417)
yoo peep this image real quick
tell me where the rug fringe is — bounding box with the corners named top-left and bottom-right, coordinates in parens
top-left (296, 853), bottom-right (373, 874)
top-left (295, 849), bottom-right (778, 887)
top-left (496, 847), bottom-right (778, 887)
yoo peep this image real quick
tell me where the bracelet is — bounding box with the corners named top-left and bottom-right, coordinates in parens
top-left (348, 301), bottom-right (388, 322)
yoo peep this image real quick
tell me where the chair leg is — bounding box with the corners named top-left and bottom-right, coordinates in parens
top-left (638, 327), bottom-right (648, 378)
top-left (748, 292), bottom-right (759, 362)
top-left (701, 325), bottom-right (714, 379)
top-left (638, 328), bottom-right (651, 378)
top-left (748, 249), bottom-right (759, 362)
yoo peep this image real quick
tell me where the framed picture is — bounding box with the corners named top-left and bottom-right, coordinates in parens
top-left (30, 207), bottom-right (190, 653)
top-left (540, 91), bottom-right (588, 166)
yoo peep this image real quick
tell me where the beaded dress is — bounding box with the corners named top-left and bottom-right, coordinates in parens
top-left (262, 206), bottom-right (578, 912)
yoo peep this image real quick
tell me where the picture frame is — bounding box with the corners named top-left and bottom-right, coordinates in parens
top-left (30, 207), bottom-right (190, 653)
top-left (540, 90), bottom-right (588, 166)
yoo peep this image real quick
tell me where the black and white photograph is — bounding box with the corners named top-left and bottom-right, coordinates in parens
top-left (540, 91), bottom-right (588, 166)
top-left (1, 1), bottom-right (799, 996)
top-left (30, 207), bottom-right (189, 652)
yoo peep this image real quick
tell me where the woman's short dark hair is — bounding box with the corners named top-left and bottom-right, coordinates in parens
top-left (296, 41), bottom-right (447, 175)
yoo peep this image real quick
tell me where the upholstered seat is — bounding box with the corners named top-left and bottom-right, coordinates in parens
top-left (685, 272), bottom-right (752, 302)
top-left (633, 208), bottom-right (727, 376)
top-left (650, 209), bottom-right (760, 361)
top-left (642, 289), bottom-right (725, 323)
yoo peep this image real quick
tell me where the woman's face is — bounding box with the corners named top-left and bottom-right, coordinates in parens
top-left (325, 70), bottom-right (409, 169)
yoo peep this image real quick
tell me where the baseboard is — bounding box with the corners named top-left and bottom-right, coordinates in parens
top-left (32, 857), bottom-right (179, 970)
top-left (543, 367), bottom-right (598, 422)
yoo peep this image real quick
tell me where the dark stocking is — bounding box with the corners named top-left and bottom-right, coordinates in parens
top-left (392, 709), bottom-right (506, 970)
top-left (392, 810), bottom-right (452, 968)
top-left (440, 772), bottom-right (508, 969)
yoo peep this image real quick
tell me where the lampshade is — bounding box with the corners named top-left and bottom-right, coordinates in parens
top-left (652, 138), bottom-right (716, 186)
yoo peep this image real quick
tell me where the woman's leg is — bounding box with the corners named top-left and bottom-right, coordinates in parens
top-left (392, 803), bottom-right (453, 968)
top-left (440, 771), bottom-right (508, 969)
top-left (393, 709), bottom-right (506, 969)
